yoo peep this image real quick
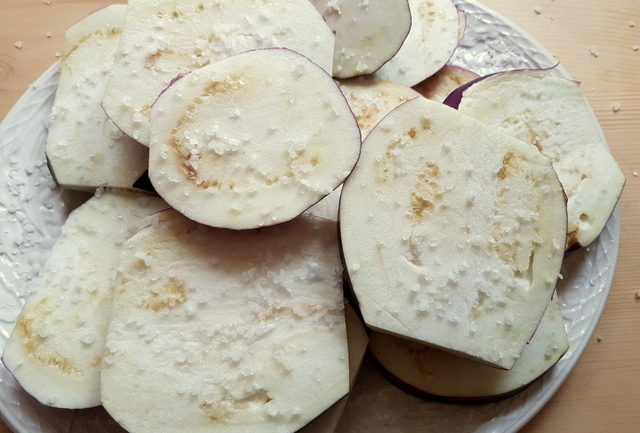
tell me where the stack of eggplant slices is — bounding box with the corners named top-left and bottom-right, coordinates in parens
top-left (2, 0), bottom-right (624, 432)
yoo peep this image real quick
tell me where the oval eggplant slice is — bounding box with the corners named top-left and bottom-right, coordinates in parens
top-left (370, 295), bottom-right (568, 402)
top-left (299, 303), bottom-right (368, 433)
top-left (149, 48), bottom-right (360, 230)
top-left (340, 97), bottom-right (567, 370)
top-left (307, 78), bottom-right (419, 220)
top-left (102, 0), bottom-right (335, 146)
top-left (375, 0), bottom-right (460, 87)
top-left (101, 211), bottom-right (349, 433)
top-left (452, 70), bottom-right (625, 249)
top-left (413, 65), bottom-right (479, 102)
top-left (46, 5), bottom-right (148, 190)
top-left (310, 0), bottom-right (411, 78)
top-left (1, 190), bottom-right (167, 409)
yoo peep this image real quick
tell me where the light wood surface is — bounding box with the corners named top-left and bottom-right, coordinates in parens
top-left (0, 1), bottom-right (638, 432)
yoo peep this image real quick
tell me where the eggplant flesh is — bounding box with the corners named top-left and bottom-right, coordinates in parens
top-left (340, 97), bottom-right (567, 369)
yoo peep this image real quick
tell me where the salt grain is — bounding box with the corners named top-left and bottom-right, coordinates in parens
top-left (611, 103), bottom-right (622, 113)
top-left (14, 41), bottom-right (23, 49)
top-left (589, 47), bottom-right (600, 58)
top-left (632, 45), bottom-right (640, 52)
top-left (534, 7), bottom-right (543, 15)
top-left (629, 20), bottom-right (637, 28)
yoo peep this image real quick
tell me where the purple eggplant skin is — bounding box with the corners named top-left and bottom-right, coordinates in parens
top-left (442, 74), bottom-right (494, 109)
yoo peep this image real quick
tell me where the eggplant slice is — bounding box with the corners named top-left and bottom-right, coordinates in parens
top-left (46, 5), bottom-right (148, 190)
top-left (1, 190), bottom-right (166, 409)
top-left (102, 0), bottom-right (335, 146)
top-left (370, 295), bottom-right (569, 402)
top-left (450, 70), bottom-right (625, 248)
top-left (149, 48), bottom-right (360, 230)
top-left (310, 0), bottom-right (412, 78)
top-left (339, 78), bottom-right (422, 138)
top-left (340, 98), bottom-right (567, 369)
top-left (101, 211), bottom-right (349, 433)
top-left (375, 0), bottom-right (460, 87)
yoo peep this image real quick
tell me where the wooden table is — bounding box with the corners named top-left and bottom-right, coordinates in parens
top-left (1, 1), bottom-right (638, 432)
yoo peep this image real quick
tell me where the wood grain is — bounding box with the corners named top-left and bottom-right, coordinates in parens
top-left (0, 1), bottom-right (638, 432)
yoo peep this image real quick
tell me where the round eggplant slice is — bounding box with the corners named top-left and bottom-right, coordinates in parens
top-left (101, 211), bottom-right (349, 433)
top-left (375, 0), bottom-right (460, 87)
top-left (1, 190), bottom-right (167, 409)
top-left (149, 48), bottom-right (361, 230)
top-left (310, 0), bottom-right (412, 78)
top-left (102, 0), bottom-right (335, 146)
top-left (307, 78), bottom-right (420, 220)
top-left (452, 70), bottom-right (625, 249)
top-left (413, 65), bottom-right (479, 102)
top-left (46, 5), bottom-right (148, 190)
top-left (370, 295), bottom-right (569, 402)
top-left (340, 97), bottom-right (567, 370)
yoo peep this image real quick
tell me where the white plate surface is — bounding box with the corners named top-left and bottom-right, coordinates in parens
top-left (0, 1), bottom-right (620, 432)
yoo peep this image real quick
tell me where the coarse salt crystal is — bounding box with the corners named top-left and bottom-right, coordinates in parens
top-left (589, 47), bottom-right (600, 58)
top-left (14, 41), bottom-right (23, 49)
top-left (611, 103), bottom-right (622, 113)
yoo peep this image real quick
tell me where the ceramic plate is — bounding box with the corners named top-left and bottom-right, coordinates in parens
top-left (0, 1), bottom-right (620, 432)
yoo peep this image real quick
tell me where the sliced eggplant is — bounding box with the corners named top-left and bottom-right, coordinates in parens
top-left (413, 65), bottom-right (479, 102)
top-left (340, 78), bottom-right (422, 137)
top-left (149, 48), bottom-right (360, 230)
top-left (375, 0), bottom-right (459, 87)
top-left (310, 0), bottom-right (411, 78)
top-left (339, 97), bottom-right (567, 369)
top-left (449, 70), bottom-right (625, 249)
top-left (102, 0), bottom-right (335, 146)
top-left (307, 78), bottom-right (419, 220)
top-left (101, 211), bottom-right (349, 433)
top-left (46, 5), bottom-right (148, 190)
top-left (299, 303), bottom-right (368, 433)
top-left (1, 190), bottom-right (167, 409)
top-left (370, 295), bottom-right (569, 402)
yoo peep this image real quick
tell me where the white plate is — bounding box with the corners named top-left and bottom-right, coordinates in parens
top-left (0, 1), bottom-right (620, 432)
